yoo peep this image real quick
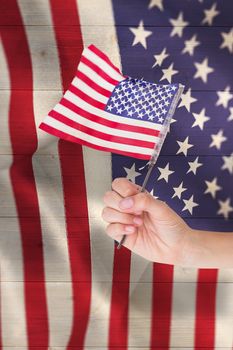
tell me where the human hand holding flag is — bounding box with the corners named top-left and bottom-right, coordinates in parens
top-left (39, 44), bottom-right (184, 249)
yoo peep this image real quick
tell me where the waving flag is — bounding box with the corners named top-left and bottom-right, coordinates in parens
top-left (0, 0), bottom-right (233, 349)
top-left (40, 44), bottom-right (183, 159)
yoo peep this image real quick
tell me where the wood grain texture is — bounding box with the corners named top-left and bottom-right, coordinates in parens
top-left (0, 0), bottom-right (233, 348)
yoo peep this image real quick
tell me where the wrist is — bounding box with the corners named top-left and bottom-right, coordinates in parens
top-left (179, 227), bottom-right (206, 268)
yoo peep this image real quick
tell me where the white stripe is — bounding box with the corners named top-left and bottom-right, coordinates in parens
top-left (53, 103), bottom-right (159, 143)
top-left (215, 271), bottom-right (233, 347)
top-left (0, 39), bottom-right (28, 348)
top-left (84, 46), bottom-right (123, 81)
top-left (78, 1), bottom-right (118, 347)
top-left (18, 1), bottom-right (73, 348)
top-left (72, 76), bottom-right (108, 103)
top-left (170, 267), bottom-right (198, 348)
top-left (65, 90), bottom-right (164, 131)
top-left (44, 116), bottom-right (153, 156)
top-left (78, 61), bottom-right (116, 91)
top-left (128, 256), bottom-right (153, 348)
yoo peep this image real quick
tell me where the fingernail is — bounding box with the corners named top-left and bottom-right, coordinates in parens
top-left (133, 217), bottom-right (143, 225)
top-left (125, 225), bottom-right (135, 232)
top-left (119, 197), bottom-right (134, 209)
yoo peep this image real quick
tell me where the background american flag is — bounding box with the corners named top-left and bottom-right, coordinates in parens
top-left (0, 0), bottom-right (232, 349)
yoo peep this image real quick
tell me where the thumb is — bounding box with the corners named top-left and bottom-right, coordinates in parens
top-left (119, 192), bottom-right (176, 222)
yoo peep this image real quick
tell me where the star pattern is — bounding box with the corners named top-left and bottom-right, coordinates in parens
top-left (176, 136), bottom-right (194, 156)
top-left (112, 1), bottom-right (233, 225)
top-left (157, 163), bottom-right (174, 182)
top-left (172, 181), bottom-right (187, 199)
top-left (107, 77), bottom-right (179, 123)
top-left (169, 12), bottom-right (189, 38)
top-left (209, 129), bottom-right (227, 150)
top-left (160, 63), bottom-right (178, 83)
top-left (194, 57), bottom-right (214, 83)
top-left (192, 108), bottom-right (210, 130)
top-left (148, 0), bottom-right (164, 11)
top-left (152, 48), bottom-right (169, 67)
top-left (221, 154), bottom-right (233, 174)
top-left (129, 20), bottom-right (152, 49)
top-left (216, 86), bottom-right (233, 109)
top-left (217, 198), bottom-right (233, 219)
top-left (182, 195), bottom-right (199, 214)
top-left (123, 163), bottom-right (141, 182)
top-left (202, 3), bottom-right (220, 26)
top-left (187, 157), bottom-right (203, 175)
top-left (204, 177), bottom-right (222, 199)
top-left (178, 88), bottom-right (197, 112)
top-left (220, 28), bottom-right (233, 53)
top-left (182, 34), bottom-right (200, 56)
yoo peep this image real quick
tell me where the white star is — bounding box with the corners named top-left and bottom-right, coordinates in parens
top-left (169, 12), bottom-right (189, 38)
top-left (228, 107), bottom-right (233, 121)
top-left (204, 177), bottom-right (222, 199)
top-left (148, 0), bottom-right (164, 11)
top-left (178, 88), bottom-right (197, 112)
top-left (187, 156), bottom-right (203, 175)
top-left (220, 28), bottom-right (233, 53)
top-left (160, 63), bottom-right (178, 83)
top-left (150, 188), bottom-right (159, 199)
top-left (172, 182), bottom-right (187, 199)
top-left (157, 163), bottom-right (174, 183)
top-left (176, 136), bottom-right (194, 156)
top-left (129, 20), bottom-right (152, 49)
top-left (182, 195), bottom-right (199, 215)
top-left (209, 129), bottom-right (227, 150)
top-left (192, 108), bottom-right (210, 130)
top-left (217, 198), bottom-right (233, 219)
top-left (123, 163), bottom-right (141, 182)
top-left (221, 154), bottom-right (233, 174)
top-left (216, 86), bottom-right (233, 109)
top-left (202, 3), bottom-right (220, 26)
top-left (152, 48), bottom-right (169, 67)
top-left (194, 57), bottom-right (214, 83)
top-left (182, 34), bottom-right (200, 56)
top-left (167, 118), bottom-right (177, 133)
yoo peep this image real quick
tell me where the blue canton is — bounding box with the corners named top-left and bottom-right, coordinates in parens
top-left (111, 0), bottom-right (233, 231)
top-left (106, 77), bottom-right (179, 124)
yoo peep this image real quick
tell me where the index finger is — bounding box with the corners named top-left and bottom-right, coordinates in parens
top-left (111, 177), bottom-right (142, 198)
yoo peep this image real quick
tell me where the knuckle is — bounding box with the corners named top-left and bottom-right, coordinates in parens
top-left (103, 191), bottom-right (113, 204)
top-left (101, 207), bottom-right (109, 221)
top-left (112, 177), bottom-right (124, 189)
top-left (137, 192), bottom-right (149, 208)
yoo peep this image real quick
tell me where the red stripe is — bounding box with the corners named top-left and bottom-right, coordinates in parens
top-left (60, 97), bottom-right (160, 137)
top-left (0, 1), bottom-right (49, 347)
top-left (88, 44), bottom-right (123, 76)
top-left (81, 55), bottom-right (121, 85)
top-left (194, 269), bottom-right (218, 349)
top-left (69, 84), bottom-right (106, 110)
top-left (108, 247), bottom-right (131, 348)
top-left (40, 123), bottom-right (151, 160)
top-left (76, 69), bottom-right (112, 97)
top-left (48, 110), bottom-right (156, 149)
top-left (49, 0), bottom-right (92, 348)
top-left (150, 263), bottom-right (174, 348)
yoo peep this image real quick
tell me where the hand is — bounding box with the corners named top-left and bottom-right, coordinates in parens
top-left (102, 177), bottom-right (191, 266)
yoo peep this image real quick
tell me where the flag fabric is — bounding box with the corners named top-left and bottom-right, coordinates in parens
top-left (0, 0), bottom-right (233, 349)
top-left (39, 44), bottom-right (184, 160)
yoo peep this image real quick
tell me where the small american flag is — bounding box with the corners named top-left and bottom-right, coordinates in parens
top-left (39, 44), bottom-right (183, 160)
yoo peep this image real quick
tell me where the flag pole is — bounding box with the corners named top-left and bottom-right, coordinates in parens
top-left (116, 83), bottom-right (184, 250)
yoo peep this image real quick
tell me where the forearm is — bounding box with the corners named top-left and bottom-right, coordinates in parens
top-left (183, 228), bottom-right (233, 268)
